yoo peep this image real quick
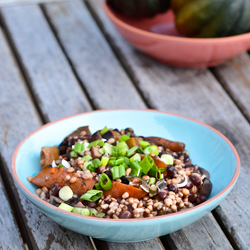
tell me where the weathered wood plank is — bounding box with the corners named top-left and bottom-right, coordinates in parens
top-left (0, 0), bottom-right (68, 7)
top-left (1, 4), bottom-right (92, 123)
top-left (0, 6), bottom-right (96, 250)
top-left (43, 0), bottom-right (146, 110)
top-left (212, 53), bottom-right (250, 123)
top-left (0, 172), bottom-right (25, 250)
top-left (87, 0), bottom-right (250, 249)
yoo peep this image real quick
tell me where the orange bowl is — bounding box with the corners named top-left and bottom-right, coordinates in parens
top-left (104, 1), bottom-right (250, 68)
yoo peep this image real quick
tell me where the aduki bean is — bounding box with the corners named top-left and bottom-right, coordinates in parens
top-left (190, 173), bottom-right (202, 186)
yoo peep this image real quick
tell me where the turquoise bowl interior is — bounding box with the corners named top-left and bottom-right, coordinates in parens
top-left (11, 109), bottom-right (240, 243)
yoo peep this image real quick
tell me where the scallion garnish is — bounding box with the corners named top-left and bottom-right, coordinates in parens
top-left (111, 165), bottom-right (125, 179)
top-left (101, 156), bottom-right (109, 166)
top-left (118, 134), bottom-right (130, 142)
top-left (70, 151), bottom-right (78, 158)
top-left (74, 142), bottom-right (82, 154)
top-left (144, 145), bottom-right (159, 156)
top-left (138, 140), bottom-right (150, 149)
top-left (83, 155), bottom-right (92, 162)
top-left (100, 126), bottom-right (109, 135)
top-left (139, 155), bottom-right (154, 174)
top-left (99, 173), bottom-right (112, 190)
top-left (130, 161), bottom-right (142, 177)
top-left (126, 146), bottom-right (139, 157)
top-left (87, 140), bottom-right (105, 149)
top-left (80, 190), bottom-right (103, 202)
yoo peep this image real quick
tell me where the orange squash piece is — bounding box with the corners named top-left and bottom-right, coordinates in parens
top-left (31, 167), bottom-right (96, 196)
top-left (103, 181), bottom-right (147, 199)
top-left (126, 138), bottom-right (140, 148)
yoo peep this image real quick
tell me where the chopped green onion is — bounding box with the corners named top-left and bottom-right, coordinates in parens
top-left (137, 147), bottom-right (144, 154)
top-left (111, 146), bottom-right (120, 157)
top-left (111, 165), bottom-right (126, 179)
top-left (144, 145), bottom-right (159, 156)
top-left (126, 146), bottom-right (139, 157)
top-left (130, 161), bottom-right (142, 177)
top-left (100, 126), bottom-right (109, 135)
top-left (92, 158), bottom-right (102, 168)
top-left (83, 155), bottom-right (92, 162)
top-left (99, 173), bottom-right (112, 190)
top-left (119, 156), bottom-right (130, 166)
top-left (74, 142), bottom-right (82, 154)
top-left (82, 161), bottom-right (91, 171)
top-left (70, 151), bottom-right (78, 158)
top-left (58, 164), bottom-right (64, 167)
top-left (87, 163), bottom-right (96, 172)
top-left (115, 158), bottom-right (124, 165)
top-left (108, 159), bottom-right (116, 166)
top-left (58, 203), bottom-right (74, 212)
top-left (81, 142), bottom-right (85, 151)
top-left (118, 134), bottom-right (130, 142)
top-left (129, 153), bottom-right (141, 163)
top-left (149, 177), bottom-right (156, 185)
top-left (139, 155), bottom-right (154, 174)
top-left (96, 212), bottom-right (105, 218)
top-left (117, 141), bottom-right (129, 150)
top-left (95, 183), bottom-right (102, 190)
top-left (101, 156), bottom-right (109, 167)
top-left (160, 154), bottom-right (174, 165)
top-left (87, 140), bottom-right (105, 149)
top-left (89, 208), bottom-right (98, 216)
top-left (103, 143), bottom-right (112, 155)
top-left (138, 140), bottom-right (150, 149)
top-left (72, 207), bottom-right (90, 216)
top-left (148, 165), bottom-right (158, 178)
top-left (98, 147), bottom-right (105, 155)
top-left (118, 147), bottom-right (127, 156)
top-left (59, 186), bottom-right (73, 201)
top-left (80, 190), bottom-right (103, 202)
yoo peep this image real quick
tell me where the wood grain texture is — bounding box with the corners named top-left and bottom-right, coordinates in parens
top-left (0, 0), bottom-right (69, 7)
top-left (1, 4), bottom-right (92, 123)
top-left (212, 53), bottom-right (250, 122)
top-left (43, 0), bottom-right (146, 110)
top-left (87, 0), bottom-right (250, 249)
top-left (0, 174), bottom-right (25, 249)
top-left (0, 9), bottom-right (96, 250)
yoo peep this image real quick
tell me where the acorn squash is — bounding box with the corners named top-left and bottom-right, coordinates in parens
top-left (107, 0), bottom-right (171, 18)
top-left (171, 0), bottom-right (250, 38)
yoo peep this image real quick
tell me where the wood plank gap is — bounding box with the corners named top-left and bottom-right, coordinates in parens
top-left (0, 11), bottom-right (48, 124)
top-left (210, 66), bottom-right (250, 124)
top-left (0, 154), bottom-right (36, 250)
top-left (83, 0), bottom-right (151, 109)
top-left (40, 4), bottom-right (96, 110)
top-left (211, 209), bottom-right (240, 250)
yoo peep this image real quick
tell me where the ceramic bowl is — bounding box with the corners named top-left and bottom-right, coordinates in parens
top-left (104, 2), bottom-right (250, 68)
top-left (12, 109), bottom-right (240, 243)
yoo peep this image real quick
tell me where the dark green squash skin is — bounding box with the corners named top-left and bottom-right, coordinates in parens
top-left (107, 0), bottom-right (170, 18)
top-left (171, 0), bottom-right (250, 38)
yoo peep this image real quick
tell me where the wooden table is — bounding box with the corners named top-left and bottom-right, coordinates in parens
top-left (1, 0), bottom-right (250, 249)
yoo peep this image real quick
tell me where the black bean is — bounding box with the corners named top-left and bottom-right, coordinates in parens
top-left (185, 164), bottom-right (195, 170)
top-left (66, 197), bottom-right (80, 207)
top-left (184, 179), bottom-right (193, 189)
top-left (120, 211), bottom-right (132, 219)
top-left (167, 165), bottom-right (178, 177)
top-left (51, 182), bottom-right (61, 196)
top-left (87, 202), bottom-right (97, 208)
top-left (45, 192), bottom-right (50, 199)
top-left (167, 183), bottom-right (178, 193)
top-left (104, 198), bottom-right (112, 204)
top-left (188, 193), bottom-right (196, 202)
top-left (127, 203), bottom-right (133, 213)
top-left (59, 145), bottom-right (67, 155)
top-left (158, 191), bottom-right (167, 200)
top-left (121, 176), bottom-right (129, 185)
top-left (196, 195), bottom-right (207, 204)
top-left (102, 131), bottom-right (114, 141)
top-left (104, 170), bottom-right (113, 180)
